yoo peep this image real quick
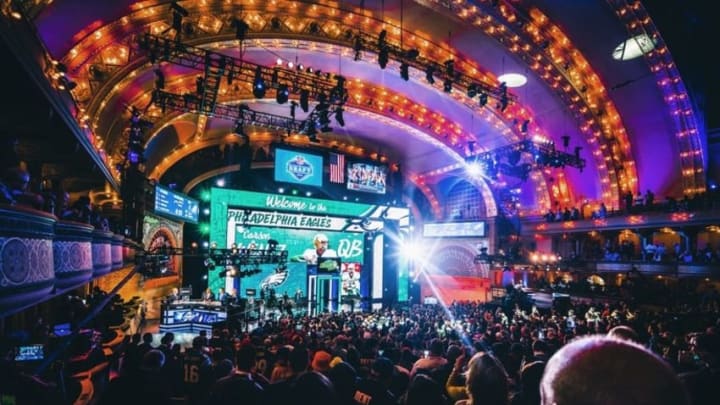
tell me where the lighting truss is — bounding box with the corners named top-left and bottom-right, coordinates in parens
top-left (349, 30), bottom-right (514, 103)
top-left (153, 89), bottom-right (340, 137)
top-left (467, 139), bottom-right (586, 181)
top-left (138, 34), bottom-right (348, 114)
top-left (137, 246), bottom-right (289, 268)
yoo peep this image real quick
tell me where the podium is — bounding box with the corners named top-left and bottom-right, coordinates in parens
top-left (160, 300), bottom-right (228, 333)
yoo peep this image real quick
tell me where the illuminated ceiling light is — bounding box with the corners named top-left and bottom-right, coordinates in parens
top-left (497, 73), bottom-right (527, 88)
top-left (612, 34), bottom-right (656, 61)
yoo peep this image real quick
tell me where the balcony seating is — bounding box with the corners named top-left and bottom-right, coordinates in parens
top-left (54, 220), bottom-right (94, 288)
top-left (91, 229), bottom-right (113, 276)
top-left (0, 204), bottom-right (56, 312)
top-left (0, 204), bottom-right (143, 317)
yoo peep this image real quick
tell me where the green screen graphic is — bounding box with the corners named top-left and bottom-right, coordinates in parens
top-left (209, 188), bottom-right (371, 294)
top-left (231, 226), bottom-right (364, 298)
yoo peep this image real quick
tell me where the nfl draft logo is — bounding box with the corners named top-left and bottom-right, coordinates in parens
top-left (286, 155), bottom-right (313, 181)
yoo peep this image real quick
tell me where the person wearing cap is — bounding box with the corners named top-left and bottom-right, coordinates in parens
top-left (311, 350), bottom-right (333, 374)
top-left (353, 357), bottom-right (396, 405)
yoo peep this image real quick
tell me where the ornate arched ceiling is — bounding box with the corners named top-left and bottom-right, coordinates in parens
top-left (12, 0), bottom-right (705, 218)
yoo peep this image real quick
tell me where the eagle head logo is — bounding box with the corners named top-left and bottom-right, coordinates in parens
top-left (260, 269), bottom-right (289, 290)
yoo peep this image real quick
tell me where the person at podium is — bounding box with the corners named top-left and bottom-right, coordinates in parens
top-left (217, 288), bottom-right (228, 304)
top-left (166, 287), bottom-right (180, 304)
top-left (201, 287), bottom-right (215, 302)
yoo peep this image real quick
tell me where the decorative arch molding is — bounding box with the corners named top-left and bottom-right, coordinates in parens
top-left (413, 0), bottom-right (641, 207)
top-left (56, 1), bottom-right (571, 211)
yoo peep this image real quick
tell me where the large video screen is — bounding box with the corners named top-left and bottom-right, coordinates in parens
top-left (154, 184), bottom-right (199, 223)
top-left (231, 225), bottom-right (364, 298)
top-left (347, 161), bottom-right (388, 194)
top-left (274, 147), bottom-right (323, 187)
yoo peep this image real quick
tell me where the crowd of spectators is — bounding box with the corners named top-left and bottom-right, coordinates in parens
top-left (16, 287), bottom-right (702, 404)
top-left (0, 134), bottom-right (115, 232)
top-left (543, 187), bottom-right (720, 224)
top-left (3, 282), bottom-right (720, 404)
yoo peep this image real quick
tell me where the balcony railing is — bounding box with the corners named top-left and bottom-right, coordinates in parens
top-left (522, 208), bottom-right (720, 235)
top-left (0, 204), bottom-right (142, 317)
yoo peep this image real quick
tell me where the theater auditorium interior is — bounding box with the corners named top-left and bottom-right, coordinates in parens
top-left (1, 1), bottom-right (719, 404)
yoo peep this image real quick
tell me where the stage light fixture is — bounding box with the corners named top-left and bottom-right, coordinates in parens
top-left (299, 89), bottom-right (309, 112)
top-left (276, 84), bottom-right (289, 104)
top-left (479, 93), bottom-right (488, 107)
top-left (335, 107), bottom-right (345, 127)
top-left (521, 120), bottom-right (530, 133)
top-left (226, 64), bottom-right (234, 85)
top-left (425, 66), bottom-right (435, 84)
top-left (270, 17), bottom-right (282, 30)
top-left (443, 79), bottom-right (453, 93)
top-left (444, 59), bottom-right (455, 76)
top-left (252, 66), bottom-right (266, 98)
top-left (353, 35), bottom-right (363, 61)
top-left (154, 68), bottom-right (165, 89)
top-left (195, 75), bottom-right (204, 95)
top-left (467, 84), bottom-right (478, 98)
top-left (378, 47), bottom-right (389, 69)
top-left (400, 62), bottom-right (409, 81)
top-left (231, 18), bottom-right (250, 41)
top-left (378, 30), bottom-right (387, 47)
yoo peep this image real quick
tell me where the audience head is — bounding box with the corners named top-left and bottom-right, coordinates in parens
top-left (465, 352), bottom-right (510, 405)
top-left (311, 350), bottom-right (332, 373)
top-left (236, 344), bottom-right (256, 371)
top-left (518, 360), bottom-right (545, 405)
top-left (291, 371), bottom-right (338, 405)
top-left (540, 335), bottom-right (690, 405)
top-left (215, 358), bottom-right (234, 378)
top-left (141, 349), bottom-right (165, 371)
top-left (290, 346), bottom-right (310, 373)
top-left (404, 374), bottom-right (445, 405)
top-left (327, 361), bottom-right (357, 401)
top-left (428, 338), bottom-right (443, 357)
top-left (371, 357), bottom-right (395, 385)
top-left (607, 325), bottom-right (640, 343)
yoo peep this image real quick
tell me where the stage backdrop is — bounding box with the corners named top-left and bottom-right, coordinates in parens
top-left (230, 226), bottom-right (364, 299)
top-left (209, 188), bottom-right (385, 295)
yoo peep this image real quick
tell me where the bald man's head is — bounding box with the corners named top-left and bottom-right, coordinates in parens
top-left (541, 335), bottom-right (689, 405)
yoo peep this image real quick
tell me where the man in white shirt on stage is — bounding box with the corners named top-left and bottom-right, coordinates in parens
top-left (294, 233), bottom-right (338, 265)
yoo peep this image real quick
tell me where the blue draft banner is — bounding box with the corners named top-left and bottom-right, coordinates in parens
top-left (274, 148), bottom-right (323, 187)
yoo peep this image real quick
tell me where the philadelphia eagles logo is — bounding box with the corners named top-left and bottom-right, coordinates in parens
top-left (286, 155), bottom-right (313, 181)
top-left (260, 269), bottom-right (289, 290)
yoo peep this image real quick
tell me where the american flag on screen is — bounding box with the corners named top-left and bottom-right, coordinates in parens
top-left (329, 152), bottom-right (345, 184)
